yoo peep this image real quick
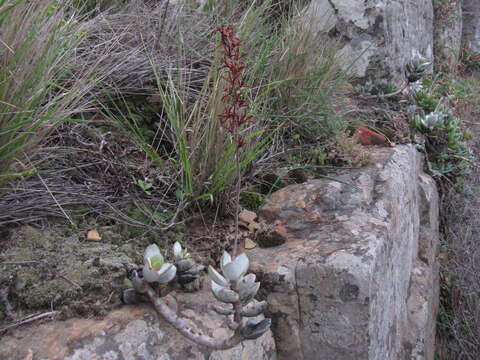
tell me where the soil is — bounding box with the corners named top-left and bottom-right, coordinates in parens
top-left (0, 223), bottom-right (147, 324)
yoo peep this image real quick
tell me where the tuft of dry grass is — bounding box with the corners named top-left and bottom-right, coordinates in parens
top-left (0, 0), bottom-right (116, 185)
top-left (72, 1), bottom-right (214, 100)
top-left (1, 0), bottom-right (352, 227)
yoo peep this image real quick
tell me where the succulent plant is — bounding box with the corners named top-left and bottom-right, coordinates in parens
top-left (173, 241), bottom-right (190, 260)
top-left (142, 244), bottom-right (177, 284)
top-left (122, 239), bottom-right (269, 349)
top-left (420, 111), bottom-right (446, 129)
top-left (208, 251), bottom-right (260, 305)
top-left (406, 55), bottom-right (431, 82)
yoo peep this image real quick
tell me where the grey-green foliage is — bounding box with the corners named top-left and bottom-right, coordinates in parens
top-left (415, 110), bottom-right (472, 179)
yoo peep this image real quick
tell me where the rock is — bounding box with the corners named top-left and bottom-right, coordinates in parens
top-left (462, 0), bottom-right (480, 53)
top-left (86, 229), bottom-right (101, 241)
top-left (245, 238), bottom-right (257, 250)
top-left (433, 0), bottom-right (463, 72)
top-left (255, 221), bottom-right (288, 248)
top-left (0, 288), bottom-right (276, 360)
top-left (354, 126), bottom-right (388, 146)
top-left (306, 0), bottom-right (434, 84)
top-left (249, 145), bottom-right (439, 360)
top-left (239, 210), bottom-right (257, 224)
top-left (248, 221), bottom-right (261, 232)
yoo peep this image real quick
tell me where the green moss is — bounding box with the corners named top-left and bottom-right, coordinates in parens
top-left (240, 191), bottom-right (264, 211)
top-left (0, 224), bottom-right (152, 319)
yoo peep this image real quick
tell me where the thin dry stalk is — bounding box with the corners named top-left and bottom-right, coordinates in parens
top-left (0, 311), bottom-right (60, 333)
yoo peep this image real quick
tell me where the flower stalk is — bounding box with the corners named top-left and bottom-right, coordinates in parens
top-left (217, 25), bottom-right (251, 256)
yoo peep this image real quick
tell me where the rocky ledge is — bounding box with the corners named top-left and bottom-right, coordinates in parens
top-left (0, 288), bottom-right (276, 360)
top-left (248, 145), bottom-right (439, 360)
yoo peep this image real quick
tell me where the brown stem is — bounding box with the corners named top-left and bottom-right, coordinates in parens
top-left (144, 284), bottom-right (243, 350)
top-left (233, 146), bottom-right (241, 256)
top-left (232, 283), bottom-right (242, 324)
top-left (0, 311), bottom-right (60, 333)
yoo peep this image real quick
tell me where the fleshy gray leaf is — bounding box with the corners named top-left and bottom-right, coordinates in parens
top-left (212, 304), bottom-right (234, 316)
top-left (209, 265), bottom-right (229, 287)
top-left (177, 259), bottom-right (193, 273)
top-left (242, 319), bottom-right (271, 340)
top-left (241, 301), bottom-right (267, 317)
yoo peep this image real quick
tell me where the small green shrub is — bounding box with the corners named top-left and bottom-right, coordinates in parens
top-left (414, 111), bottom-right (472, 179)
top-left (240, 191), bottom-right (264, 211)
top-left (414, 90), bottom-right (439, 113)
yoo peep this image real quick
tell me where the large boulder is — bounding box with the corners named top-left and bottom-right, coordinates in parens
top-left (248, 145), bottom-right (439, 360)
top-left (0, 288), bottom-right (276, 360)
top-left (462, 0), bottom-right (480, 53)
top-left (433, 0), bottom-right (463, 72)
top-left (306, 0), bottom-right (434, 84)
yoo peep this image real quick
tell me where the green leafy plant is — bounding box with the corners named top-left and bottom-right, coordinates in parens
top-left (414, 110), bottom-right (472, 179)
top-left (136, 179), bottom-right (153, 195)
top-left (414, 90), bottom-right (439, 113)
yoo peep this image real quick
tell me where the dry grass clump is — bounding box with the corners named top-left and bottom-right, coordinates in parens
top-left (0, 0), bottom-right (98, 183)
top-left (74, 1), bottom-right (212, 97)
top-left (1, 0), bottom-right (352, 226)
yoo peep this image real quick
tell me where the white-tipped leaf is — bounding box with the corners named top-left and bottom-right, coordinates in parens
top-left (144, 243), bottom-right (161, 258)
top-left (223, 261), bottom-right (244, 282)
top-left (143, 263), bottom-right (174, 283)
top-left (144, 244), bottom-right (161, 264)
top-left (220, 251), bottom-right (232, 272)
top-left (157, 264), bottom-right (177, 284)
top-left (208, 266), bottom-right (229, 287)
top-left (212, 304), bottom-right (234, 316)
top-left (233, 253), bottom-right (249, 277)
top-left (241, 300), bottom-right (267, 317)
top-left (211, 281), bottom-right (239, 303)
top-left (242, 319), bottom-right (271, 340)
top-left (173, 242), bottom-right (182, 259)
top-left (143, 265), bottom-right (160, 283)
top-left (223, 253), bottom-right (249, 282)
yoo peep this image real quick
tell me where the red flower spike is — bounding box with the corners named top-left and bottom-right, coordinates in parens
top-left (216, 25), bottom-right (252, 147)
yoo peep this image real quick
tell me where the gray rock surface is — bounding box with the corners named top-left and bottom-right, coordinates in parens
top-left (434, 0), bottom-right (463, 72)
top-left (249, 145), bottom-right (439, 360)
top-left (462, 0), bottom-right (480, 53)
top-left (306, 0), bottom-right (434, 84)
top-left (0, 288), bottom-right (276, 360)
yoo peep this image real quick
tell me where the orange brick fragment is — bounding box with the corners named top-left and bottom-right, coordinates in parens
top-left (354, 126), bottom-right (387, 146)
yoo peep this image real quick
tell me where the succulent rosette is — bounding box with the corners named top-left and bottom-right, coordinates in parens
top-left (143, 244), bottom-right (177, 284)
top-left (173, 241), bottom-right (190, 260)
top-left (208, 251), bottom-right (259, 304)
